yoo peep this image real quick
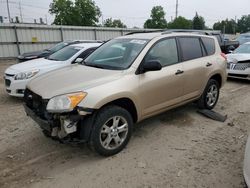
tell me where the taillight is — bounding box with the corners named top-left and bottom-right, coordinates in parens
top-left (220, 52), bottom-right (227, 60)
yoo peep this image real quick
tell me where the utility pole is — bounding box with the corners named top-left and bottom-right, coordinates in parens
top-left (19, 1), bottom-right (23, 23)
top-left (45, 14), bottom-right (48, 24)
top-left (6, 0), bottom-right (11, 23)
top-left (175, 0), bottom-right (179, 19)
top-left (234, 16), bottom-right (237, 34)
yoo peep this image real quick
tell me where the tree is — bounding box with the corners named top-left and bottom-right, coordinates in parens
top-left (168, 16), bottom-right (192, 29)
top-left (237, 15), bottom-right (250, 33)
top-left (144, 6), bottom-right (167, 29)
top-left (49, 0), bottom-right (101, 26)
top-left (104, 18), bottom-right (127, 28)
top-left (192, 12), bottom-right (205, 30)
top-left (49, 0), bottom-right (74, 25)
top-left (213, 19), bottom-right (237, 34)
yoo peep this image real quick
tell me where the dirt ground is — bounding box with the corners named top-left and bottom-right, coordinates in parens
top-left (0, 60), bottom-right (249, 188)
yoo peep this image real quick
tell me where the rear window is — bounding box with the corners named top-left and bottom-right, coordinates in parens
top-left (179, 37), bottom-right (203, 61)
top-left (201, 37), bottom-right (215, 56)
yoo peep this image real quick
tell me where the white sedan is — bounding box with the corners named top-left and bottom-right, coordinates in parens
top-left (226, 42), bottom-right (250, 80)
top-left (4, 42), bottom-right (102, 97)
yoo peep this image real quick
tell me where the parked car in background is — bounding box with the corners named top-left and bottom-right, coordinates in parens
top-left (236, 33), bottom-right (250, 45)
top-left (17, 40), bottom-right (102, 62)
top-left (208, 31), bottom-right (239, 54)
top-left (244, 135), bottom-right (250, 187)
top-left (226, 42), bottom-right (250, 80)
top-left (23, 31), bottom-right (226, 156)
top-left (4, 41), bottom-right (102, 97)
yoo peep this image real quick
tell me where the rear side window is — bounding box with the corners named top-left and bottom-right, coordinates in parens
top-left (201, 37), bottom-right (215, 55)
top-left (179, 37), bottom-right (202, 61)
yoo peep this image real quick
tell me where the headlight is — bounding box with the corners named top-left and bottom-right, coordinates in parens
top-left (46, 92), bottom-right (87, 113)
top-left (15, 69), bottom-right (39, 80)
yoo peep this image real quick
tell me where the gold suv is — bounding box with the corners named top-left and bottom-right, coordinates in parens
top-left (24, 31), bottom-right (227, 156)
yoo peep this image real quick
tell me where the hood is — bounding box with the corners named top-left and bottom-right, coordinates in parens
top-left (5, 58), bottom-right (64, 74)
top-left (226, 53), bottom-right (250, 63)
top-left (27, 64), bottom-right (123, 99)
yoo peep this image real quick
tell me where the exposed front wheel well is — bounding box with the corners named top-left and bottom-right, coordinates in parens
top-left (101, 98), bottom-right (138, 123)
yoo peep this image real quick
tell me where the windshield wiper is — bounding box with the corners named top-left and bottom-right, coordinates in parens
top-left (86, 64), bottom-right (105, 69)
top-left (83, 61), bottom-right (123, 70)
top-left (47, 57), bottom-right (59, 61)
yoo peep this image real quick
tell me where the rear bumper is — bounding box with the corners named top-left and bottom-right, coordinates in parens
top-left (24, 104), bottom-right (51, 132)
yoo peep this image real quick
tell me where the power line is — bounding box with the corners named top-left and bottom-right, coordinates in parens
top-left (6, 0), bottom-right (48, 10)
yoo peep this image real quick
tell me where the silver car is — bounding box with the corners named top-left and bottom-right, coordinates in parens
top-left (226, 42), bottom-right (250, 80)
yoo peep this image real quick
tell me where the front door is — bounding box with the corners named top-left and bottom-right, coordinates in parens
top-left (138, 38), bottom-right (184, 117)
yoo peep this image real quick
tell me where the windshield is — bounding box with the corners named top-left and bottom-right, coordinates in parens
top-left (48, 42), bottom-right (69, 53)
top-left (234, 44), bottom-right (250, 54)
top-left (47, 46), bottom-right (83, 61)
top-left (84, 38), bottom-right (149, 70)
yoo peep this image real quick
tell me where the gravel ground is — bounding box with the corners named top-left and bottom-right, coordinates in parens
top-left (0, 60), bottom-right (249, 188)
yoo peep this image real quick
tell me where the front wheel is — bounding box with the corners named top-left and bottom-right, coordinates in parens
top-left (89, 105), bottom-right (133, 156)
top-left (198, 79), bottom-right (220, 110)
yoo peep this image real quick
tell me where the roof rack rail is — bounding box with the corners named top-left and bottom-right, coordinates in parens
top-left (125, 29), bottom-right (166, 35)
top-left (162, 29), bottom-right (221, 35)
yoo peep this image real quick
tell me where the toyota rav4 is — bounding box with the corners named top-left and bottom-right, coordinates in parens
top-left (24, 31), bottom-right (227, 156)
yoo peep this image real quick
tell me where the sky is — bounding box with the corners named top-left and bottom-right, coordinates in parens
top-left (0, 0), bottom-right (249, 28)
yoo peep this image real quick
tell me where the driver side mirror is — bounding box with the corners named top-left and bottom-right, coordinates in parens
top-left (74, 58), bottom-right (84, 64)
top-left (140, 60), bottom-right (162, 74)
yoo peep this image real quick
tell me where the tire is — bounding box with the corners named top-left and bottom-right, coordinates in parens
top-left (198, 79), bottom-right (220, 110)
top-left (89, 105), bottom-right (133, 156)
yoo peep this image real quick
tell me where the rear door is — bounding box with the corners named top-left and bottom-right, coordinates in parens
top-left (178, 37), bottom-right (209, 100)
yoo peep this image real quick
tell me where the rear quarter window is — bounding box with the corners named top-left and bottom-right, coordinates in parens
top-left (201, 37), bottom-right (215, 56)
top-left (178, 37), bottom-right (203, 61)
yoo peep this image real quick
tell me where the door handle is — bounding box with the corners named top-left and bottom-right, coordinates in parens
top-left (175, 70), bottom-right (184, 75)
top-left (206, 62), bottom-right (212, 67)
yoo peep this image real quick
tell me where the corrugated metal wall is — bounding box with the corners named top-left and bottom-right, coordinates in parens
top-left (0, 24), bottom-right (154, 58)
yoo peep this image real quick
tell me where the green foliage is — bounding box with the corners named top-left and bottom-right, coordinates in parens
top-left (168, 16), bottom-right (192, 29)
top-left (49, 0), bottom-right (101, 26)
top-left (192, 12), bottom-right (205, 30)
top-left (213, 19), bottom-right (237, 34)
top-left (237, 15), bottom-right (250, 33)
top-left (104, 18), bottom-right (127, 28)
top-left (144, 6), bottom-right (167, 29)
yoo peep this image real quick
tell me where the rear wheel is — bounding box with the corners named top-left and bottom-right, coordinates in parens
top-left (198, 79), bottom-right (220, 110)
top-left (89, 105), bottom-right (133, 156)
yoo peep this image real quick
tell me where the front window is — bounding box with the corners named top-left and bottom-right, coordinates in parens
top-left (84, 38), bottom-right (149, 70)
top-left (47, 46), bottom-right (83, 61)
top-left (234, 44), bottom-right (250, 54)
top-left (145, 38), bottom-right (179, 67)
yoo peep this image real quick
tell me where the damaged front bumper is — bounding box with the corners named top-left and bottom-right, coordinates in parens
top-left (24, 104), bottom-right (90, 141)
top-left (24, 104), bottom-right (52, 132)
top-left (23, 88), bottom-right (95, 143)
